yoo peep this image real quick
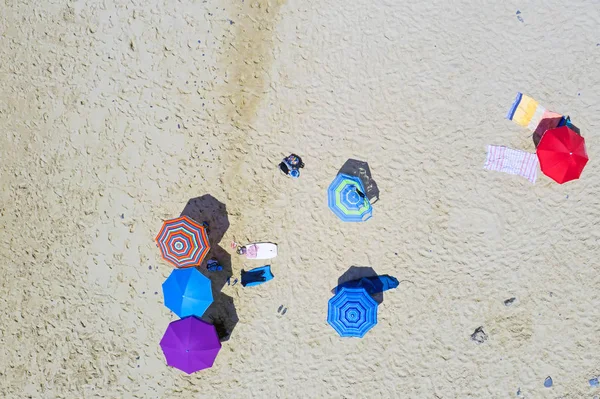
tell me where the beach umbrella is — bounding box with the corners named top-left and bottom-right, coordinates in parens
top-left (162, 268), bottom-right (213, 318)
top-left (327, 287), bottom-right (378, 337)
top-left (156, 216), bottom-right (210, 268)
top-left (327, 174), bottom-right (373, 222)
top-left (536, 126), bottom-right (588, 184)
top-left (160, 316), bottom-right (222, 374)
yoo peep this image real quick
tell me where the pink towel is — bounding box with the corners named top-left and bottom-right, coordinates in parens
top-left (484, 145), bottom-right (539, 184)
top-left (246, 244), bottom-right (258, 259)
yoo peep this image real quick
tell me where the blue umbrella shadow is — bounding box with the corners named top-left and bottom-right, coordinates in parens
top-left (337, 159), bottom-right (380, 204)
top-left (201, 292), bottom-right (239, 342)
top-left (333, 266), bottom-right (383, 304)
top-left (179, 194), bottom-right (238, 341)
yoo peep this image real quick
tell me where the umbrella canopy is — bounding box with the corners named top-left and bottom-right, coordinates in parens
top-left (162, 268), bottom-right (213, 318)
top-left (327, 174), bottom-right (373, 222)
top-left (160, 316), bottom-right (221, 374)
top-left (328, 287), bottom-right (378, 337)
top-left (336, 275), bottom-right (399, 295)
top-left (537, 126), bottom-right (588, 184)
top-left (156, 216), bottom-right (210, 268)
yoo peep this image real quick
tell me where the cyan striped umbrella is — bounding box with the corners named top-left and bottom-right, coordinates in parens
top-left (155, 216), bottom-right (210, 268)
top-left (327, 174), bottom-right (372, 222)
top-left (327, 287), bottom-right (378, 337)
top-left (162, 268), bottom-right (213, 318)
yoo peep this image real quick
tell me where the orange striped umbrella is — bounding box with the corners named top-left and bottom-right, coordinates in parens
top-left (155, 216), bottom-right (210, 268)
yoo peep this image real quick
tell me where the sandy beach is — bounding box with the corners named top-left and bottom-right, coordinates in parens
top-left (1, 0), bottom-right (600, 397)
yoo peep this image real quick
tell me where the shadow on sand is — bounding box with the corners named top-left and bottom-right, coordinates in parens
top-left (337, 159), bottom-right (380, 203)
top-left (180, 194), bottom-right (238, 342)
top-left (334, 266), bottom-right (384, 304)
top-left (533, 118), bottom-right (581, 147)
top-left (201, 293), bottom-right (239, 342)
top-left (180, 194), bottom-right (232, 292)
top-left (181, 194), bottom-right (230, 245)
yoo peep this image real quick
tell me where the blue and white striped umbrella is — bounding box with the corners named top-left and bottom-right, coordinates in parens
top-left (327, 174), bottom-right (372, 222)
top-left (327, 287), bottom-right (378, 337)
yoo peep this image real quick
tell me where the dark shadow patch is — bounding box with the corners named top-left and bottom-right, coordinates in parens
top-left (201, 293), bottom-right (238, 342)
top-left (197, 246), bottom-right (232, 294)
top-left (568, 122), bottom-right (581, 135)
top-left (278, 162), bottom-right (290, 175)
top-left (533, 116), bottom-right (564, 137)
top-left (533, 117), bottom-right (582, 147)
top-left (181, 194), bottom-right (229, 245)
top-left (181, 195), bottom-right (232, 295)
top-left (337, 159), bottom-right (380, 203)
top-left (334, 265), bottom-right (383, 304)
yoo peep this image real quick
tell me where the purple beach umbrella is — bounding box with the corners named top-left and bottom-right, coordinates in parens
top-left (159, 316), bottom-right (221, 374)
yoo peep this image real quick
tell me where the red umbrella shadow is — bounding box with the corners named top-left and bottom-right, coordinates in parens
top-left (180, 195), bottom-right (231, 296)
top-left (333, 266), bottom-right (384, 304)
top-left (533, 117), bottom-right (581, 147)
top-left (337, 159), bottom-right (380, 204)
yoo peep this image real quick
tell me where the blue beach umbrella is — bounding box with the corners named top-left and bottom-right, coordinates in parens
top-left (327, 287), bottom-right (378, 337)
top-left (327, 174), bottom-right (372, 222)
top-left (162, 268), bottom-right (213, 318)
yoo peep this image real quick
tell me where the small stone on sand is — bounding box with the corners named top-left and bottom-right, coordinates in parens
top-left (504, 297), bottom-right (516, 306)
top-left (470, 326), bottom-right (487, 344)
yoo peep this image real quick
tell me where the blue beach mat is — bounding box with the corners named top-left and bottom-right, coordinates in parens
top-left (241, 265), bottom-right (274, 287)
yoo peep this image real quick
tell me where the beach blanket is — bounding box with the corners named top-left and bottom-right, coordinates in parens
top-left (484, 145), bottom-right (539, 183)
top-left (506, 92), bottom-right (566, 135)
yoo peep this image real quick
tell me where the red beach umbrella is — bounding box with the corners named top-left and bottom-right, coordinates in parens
top-left (536, 126), bottom-right (588, 184)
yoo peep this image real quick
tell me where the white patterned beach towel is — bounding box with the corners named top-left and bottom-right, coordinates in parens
top-left (484, 145), bottom-right (539, 184)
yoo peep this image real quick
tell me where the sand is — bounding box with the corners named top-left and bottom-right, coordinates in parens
top-left (1, 0), bottom-right (600, 397)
